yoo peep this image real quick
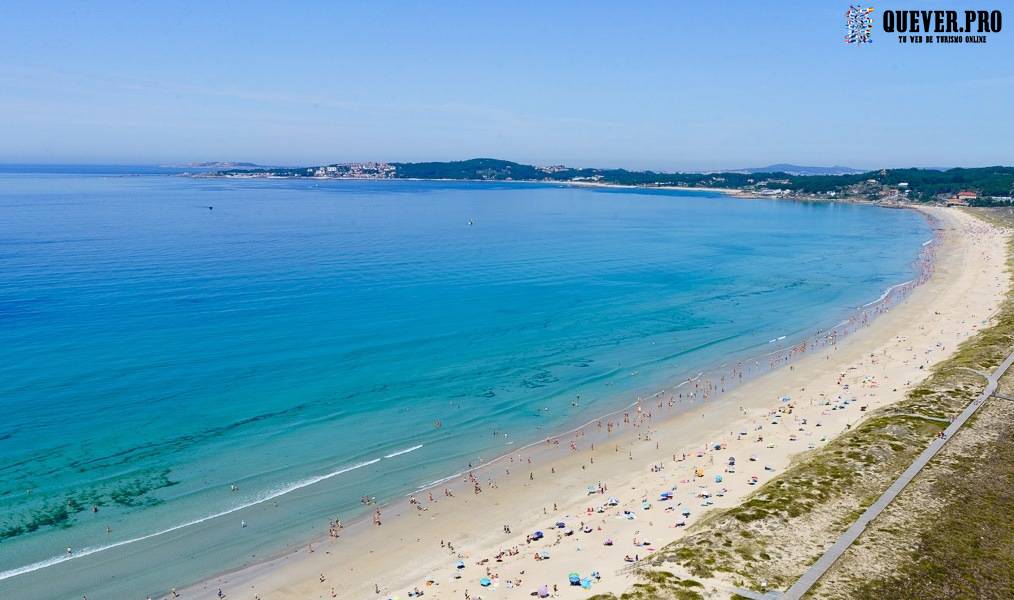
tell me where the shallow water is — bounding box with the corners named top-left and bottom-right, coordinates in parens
top-left (0, 175), bottom-right (929, 598)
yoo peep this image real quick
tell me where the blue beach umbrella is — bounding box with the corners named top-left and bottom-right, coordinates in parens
top-left (480, 577), bottom-right (491, 587)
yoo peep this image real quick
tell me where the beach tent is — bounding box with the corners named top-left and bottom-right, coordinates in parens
top-left (587, 484), bottom-right (599, 494)
top-left (480, 577), bottom-right (492, 587)
top-left (537, 585), bottom-right (550, 598)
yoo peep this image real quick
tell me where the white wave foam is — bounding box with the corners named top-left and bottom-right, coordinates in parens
top-left (862, 279), bottom-right (913, 307)
top-left (414, 471), bottom-right (465, 493)
top-left (384, 444), bottom-right (423, 459)
top-left (0, 458), bottom-right (381, 582)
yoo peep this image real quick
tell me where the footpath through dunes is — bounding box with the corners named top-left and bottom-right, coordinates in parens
top-left (613, 206), bottom-right (1013, 600)
top-left (178, 207), bottom-right (1007, 600)
top-left (800, 207), bottom-right (1014, 600)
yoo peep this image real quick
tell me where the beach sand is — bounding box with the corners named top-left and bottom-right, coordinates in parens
top-left (177, 207), bottom-right (1008, 600)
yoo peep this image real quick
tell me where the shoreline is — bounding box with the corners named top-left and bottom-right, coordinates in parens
top-left (0, 180), bottom-right (930, 597)
top-left (167, 207), bottom-right (1008, 600)
top-left (192, 173), bottom-right (922, 206)
top-left (195, 172), bottom-right (748, 196)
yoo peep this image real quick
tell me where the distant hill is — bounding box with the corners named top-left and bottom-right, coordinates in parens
top-left (210, 159), bottom-right (1014, 204)
top-left (734, 164), bottom-right (866, 176)
top-left (392, 158), bottom-right (543, 180)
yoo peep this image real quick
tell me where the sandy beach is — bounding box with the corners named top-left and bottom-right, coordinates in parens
top-left (177, 207), bottom-right (1008, 600)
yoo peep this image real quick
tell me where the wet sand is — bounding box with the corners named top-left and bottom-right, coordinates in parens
top-left (177, 207), bottom-right (1008, 600)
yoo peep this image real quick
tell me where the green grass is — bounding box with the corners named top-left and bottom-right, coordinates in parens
top-left (604, 207), bottom-right (1014, 598)
top-left (846, 399), bottom-right (1014, 599)
top-left (586, 571), bottom-right (705, 600)
top-left (822, 208), bottom-right (1014, 599)
top-left (638, 208), bottom-right (1014, 592)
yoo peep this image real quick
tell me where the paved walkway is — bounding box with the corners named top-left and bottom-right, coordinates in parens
top-left (781, 347), bottom-right (1014, 600)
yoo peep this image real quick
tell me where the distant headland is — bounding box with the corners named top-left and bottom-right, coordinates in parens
top-left (201, 158), bottom-right (1014, 206)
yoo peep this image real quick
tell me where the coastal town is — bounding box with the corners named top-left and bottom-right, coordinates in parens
top-left (204, 159), bottom-right (1014, 207)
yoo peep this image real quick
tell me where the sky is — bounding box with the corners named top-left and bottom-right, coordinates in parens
top-left (1, 1), bottom-right (1011, 170)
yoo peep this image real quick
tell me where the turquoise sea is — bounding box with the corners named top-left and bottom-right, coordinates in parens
top-left (0, 172), bottom-right (930, 598)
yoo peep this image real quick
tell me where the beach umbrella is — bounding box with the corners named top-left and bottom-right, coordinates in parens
top-left (538, 585), bottom-right (549, 598)
top-left (480, 577), bottom-right (491, 587)
top-left (540, 549), bottom-right (551, 559)
top-left (681, 507), bottom-right (691, 516)
top-left (533, 530), bottom-right (544, 539)
top-left (568, 572), bottom-right (581, 585)
top-left (455, 560), bottom-right (465, 569)
top-left (555, 521), bottom-right (566, 528)
top-left (581, 577), bottom-right (593, 589)
top-left (604, 538), bottom-right (614, 546)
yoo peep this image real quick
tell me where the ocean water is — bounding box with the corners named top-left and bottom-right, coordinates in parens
top-left (0, 174), bottom-right (930, 598)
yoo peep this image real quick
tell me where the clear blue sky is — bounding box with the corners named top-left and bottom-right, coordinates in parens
top-left (1, 1), bottom-right (1011, 170)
